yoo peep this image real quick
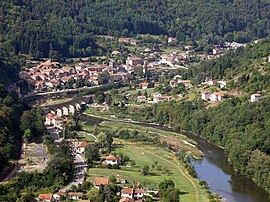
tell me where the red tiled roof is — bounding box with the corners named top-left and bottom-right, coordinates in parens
top-left (38, 194), bottom-right (52, 200)
top-left (119, 197), bottom-right (134, 202)
top-left (55, 191), bottom-right (65, 196)
top-left (140, 82), bottom-right (148, 86)
top-left (106, 155), bottom-right (120, 161)
top-left (78, 141), bottom-right (89, 148)
top-left (68, 192), bottom-right (83, 197)
top-left (94, 177), bottom-right (109, 186)
top-left (134, 188), bottom-right (144, 194)
top-left (121, 188), bottom-right (134, 195)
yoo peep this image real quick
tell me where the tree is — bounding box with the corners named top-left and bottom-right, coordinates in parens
top-left (85, 144), bottom-right (99, 166)
top-left (23, 129), bottom-right (32, 144)
top-left (98, 72), bottom-right (110, 85)
top-left (141, 165), bottom-right (149, 176)
top-left (20, 111), bottom-right (33, 132)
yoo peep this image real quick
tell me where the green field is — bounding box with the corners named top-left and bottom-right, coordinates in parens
top-left (87, 140), bottom-right (207, 202)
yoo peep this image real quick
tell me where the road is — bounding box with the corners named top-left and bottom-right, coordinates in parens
top-left (60, 154), bottom-right (87, 192)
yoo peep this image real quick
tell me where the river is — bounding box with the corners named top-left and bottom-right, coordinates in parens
top-left (81, 114), bottom-right (270, 202)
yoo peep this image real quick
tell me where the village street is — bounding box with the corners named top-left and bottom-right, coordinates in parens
top-left (60, 153), bottom-right (87, 192)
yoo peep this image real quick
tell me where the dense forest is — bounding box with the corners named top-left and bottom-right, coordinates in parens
top-left (0, 84), bottom-right (24, 174)
top-left (185, 38), bottom-right (270, 93)
top-left (1, 0), bottom-right (270, 58)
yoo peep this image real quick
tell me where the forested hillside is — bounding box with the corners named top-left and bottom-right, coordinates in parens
top-left (0, 85), bottom-right (24, 174)
top-left (185, 38), bottom-right (270, 93)
top-left (1, 0), bottom-right (270, 58)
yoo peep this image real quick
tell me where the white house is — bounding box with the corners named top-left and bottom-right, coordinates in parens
top-left (76, 103), bottom-right (81, 110)
top-left (62, 106), bottom-right (69, 116)
top-left (126, 57), bottom-right (143, 66)
top-left (121, 188), bottom-right (144, 200)
top-left (210, 92), bottom-right (224, 102)
top-left (76, 141), bottom-right (89, 154)
top-left (56, 108), bottom-right (63, 117)
top-left (140, 82), bottom-right (148, 89)
top-left (121, 188), bottom-right (134, 199)
top-left (201, 90), bottom-right (211, 101)
top-left (134, 188), bottom-right (144, 199)
top-left (67, 192), bottom-right (83, 200)
top-left (69, 105), bottom-right (76, 114)
top-left (51, 115), bottom-right (63, 129)
top-left (53, 192), bottom-right (65, 202)
top-left (105, 154), bottom-right (121, 165)
top-left (250, 94), bottom-right (261, 102)
top-left (217, 81), bottom-right (227, 88)
top-left (45, 113), bottom-right (54, 125)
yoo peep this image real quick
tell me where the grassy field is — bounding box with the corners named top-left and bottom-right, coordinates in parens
top-left (40, 97), bottom-right (74, 107)
top-left (87, 140), bottom-right (207, 202)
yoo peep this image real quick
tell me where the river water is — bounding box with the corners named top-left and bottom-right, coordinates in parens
top-left (81, 114), bottom-right (270, 202)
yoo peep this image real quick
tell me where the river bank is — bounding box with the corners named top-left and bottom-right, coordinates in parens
top-left (81, 113), bottom-right (270, 202)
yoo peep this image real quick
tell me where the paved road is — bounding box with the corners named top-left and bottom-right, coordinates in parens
top-left (60, 154), bottom-right (87, 192)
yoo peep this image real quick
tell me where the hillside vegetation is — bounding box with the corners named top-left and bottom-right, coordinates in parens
top-left (1, 0), bottom-right (270, 58)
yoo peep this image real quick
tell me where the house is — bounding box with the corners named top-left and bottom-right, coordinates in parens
top-left (126, 57), bottom-right (143, 66)
top-left (45, 113), bottom-right (54, 125)
top-left (53, 191), bottom-right (65, 202)
top-left (154, 96), bottom-right (170, 103)
top-left (66, 139), bottom-right (80, 148)
top-left (250, 94), bottom-right (261, 102)
top-left (137, 96), bottom-right (147, 103)
top-left (181, 80), bottom-right (192, 88)
top-left (268, 55), bottom-right (270, 62)
top-left (69, 105), bottom-right (76, 114)
top-left (68, 192), bottom-right (83, 200)
top-left (201, 90), bottom-right (211, 101)
top-left (56, 108), bottom-right (63, 117)
top-left (119, 197), bottom-right (134, 202)
top-left (77, 141), bottom-right (89, 154)
top-left (47, 79), bottom-right (60, 88)
top-left (134, 188), bottom-right (144, 199)
top-left (121, 188), bottom-right (144, 200)
top-left (105, 154), bottom-right (121, 165)
top-left (62, 106), bottom-right (69, 116)
top-left (112, 50), bottom-right (121, 56)
top-left (38, 194), bottom-right (53, 202)
top-left (121, 188), bottom-right (134, 199)
top-left (210, 92), bottom-right (224, 102)
top-left (140, 82), bottom-right (148, 89)
top-left (169, 79), bottom-right (178, 88)
top-left (76, 103), bottom-right (81, 110)
top-left (217, 81), bottom-right (227, 88)
top-left (52, 115), bottom-right (63, 129)
top-left (78, 200), bottom-right (91, 202)
top-left (94, 177), bottom-right (109, 188)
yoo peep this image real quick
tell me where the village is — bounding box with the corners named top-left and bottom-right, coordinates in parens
top-left (17, 36), bottom-right (267, 202)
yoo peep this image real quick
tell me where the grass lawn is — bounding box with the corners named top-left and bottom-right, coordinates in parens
top-left (40, 97), bottom-right (74, 107)
top-left (87, 140), bottom-right (206, 202)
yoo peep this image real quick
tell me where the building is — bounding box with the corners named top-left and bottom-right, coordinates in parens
top-left (45, 113), bottom-right (54, 125)
top-left (94, 177), bottom-right (109, 188)
top-left (137, 96), bottom-right (147, 103)
top-left (210, 92), bottom-right (224, 102)
top-left (67, 192), bottom-right (83, 200)
top-left (38, 194), bottom-right (53, 202)
top-left (53, 192), bottom-right (65, 202)
top-left (140, 82), bottom-right (148, 90)
top-left (69, 105), bottom-right (76, 114)
top-left (62, 106), bottom-right (69, 116)
top-left (201, 90), bottom-right (211, 101)
top-left (56, 108), bottom-right (63, 117)
top-left (51, 115), bottom-right (63, 129)
top-left (121, 188), bottom-right (144, 200)
top-left (105, 154), bottom-right (121, 165)
top-left (119, 197), bottom-right (134, 202)
top-left (77, 141), bottom-right (89, 154)
top-left (126, 57), bottom-right (143, 66)
top-left (250, 94), bottom-right (261, 102)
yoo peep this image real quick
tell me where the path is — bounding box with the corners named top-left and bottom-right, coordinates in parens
top-left (60, 154), bottom-right (87, 192)
top-left (135, 146), bottom-right (200, 202)
top-left (78, 131), bottom-right (97, 142)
